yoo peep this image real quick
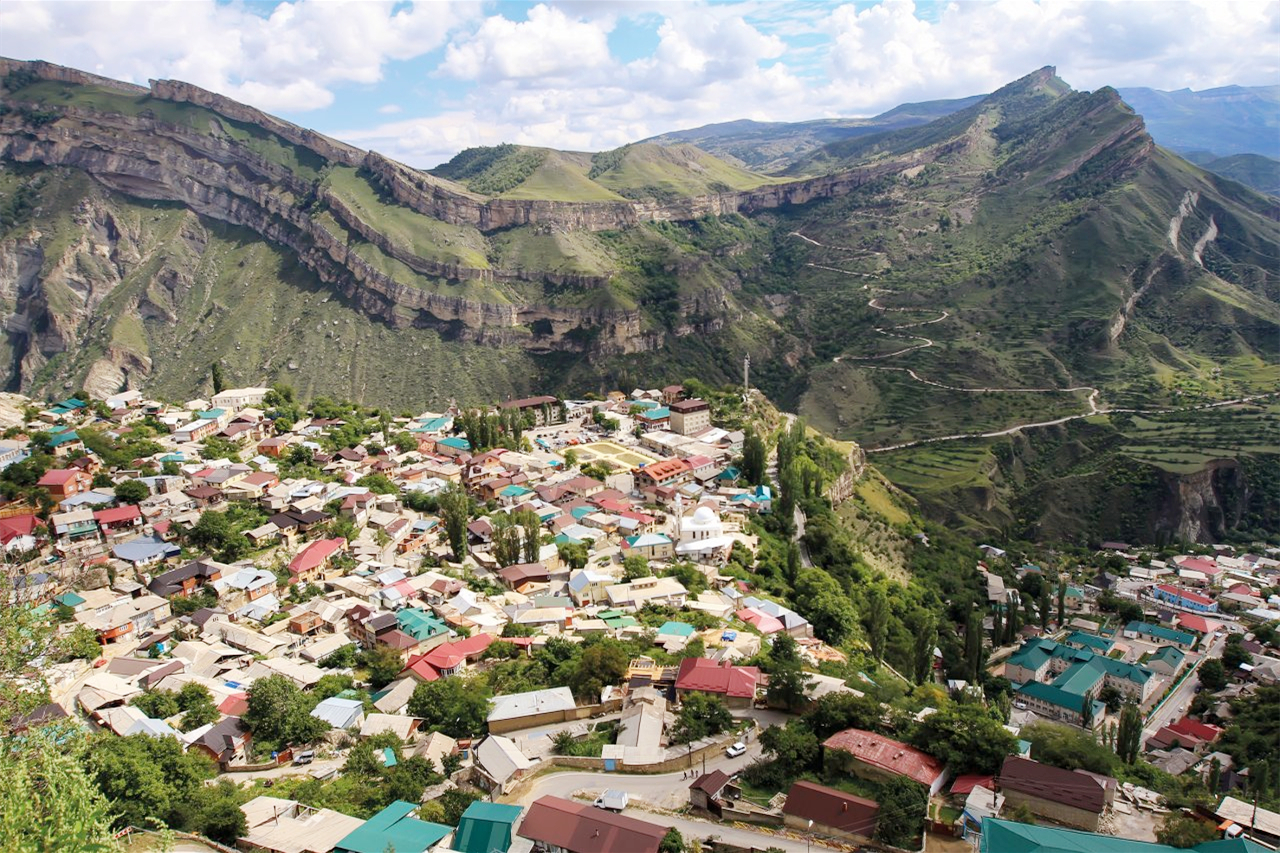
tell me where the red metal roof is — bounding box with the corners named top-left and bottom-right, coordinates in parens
top-left (423, 633), bottom-right (494, 670)
top-left (1156, 584), bottom-right (1215, 606)
top-left (518, 796), bottom-right (665, 853)
top-left (997, 756), bottom-right (1107, 813)
top-left (288, 537), bottom-right (346, 575)
top-left (1175, 613), bottom-right (1220, 634)
top-left (823, 729), bottom-right (945, 788)
top-left (782, 781), bottom-right (879, 837)
top-left (674, 658), bottom-right (761, 699)
top-left (950, 774), bottom-right (995, 796)
top-left (37, 469), bottom-right (78, 486)
top-left (0, 514), bottom-right (39, 543)
top-left (1169, 716), bottom-right (1223, 743)
top-left (93, 504), bottom-right (141, 525)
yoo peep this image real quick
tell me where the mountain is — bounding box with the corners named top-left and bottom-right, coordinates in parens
top-left (1183, 153), bottom-right (1280, 197)
top-left (641, 94), bottom-right (986, 172)
top-left (1, 59), bottom-right (1277, 543)
top-left (1116, 84), bottom-right (1280, 159)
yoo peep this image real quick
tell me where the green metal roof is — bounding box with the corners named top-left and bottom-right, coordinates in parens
top-left (454, 801), bottom-right (522, 853)
top-left (1127, 621), bottom-right (1195, 646)
top-left (657, 621), bottom-right (695, 637)
top-left (335, 801), bottom-right (451, 853)
top-left (1064, 631), bottom-right (1113, 653)
top-left (980, 817), bottom-right (1267, 853)
top-left (397, 608), bottom-right (447, 641)
top-left (1052, 660), bottom-right (1105, 696)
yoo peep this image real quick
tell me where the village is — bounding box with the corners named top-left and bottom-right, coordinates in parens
top-left (2, 384), bottom-right (1279, 853)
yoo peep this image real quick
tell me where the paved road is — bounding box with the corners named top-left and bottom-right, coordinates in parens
top-left (1142, 631), bottom-right (1226, 741)
top-left (216, 755), bottom-right (344, 783)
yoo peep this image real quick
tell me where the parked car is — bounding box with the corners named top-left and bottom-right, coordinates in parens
top-left (293, 750), bottom-right (315, 766)
top-left (726, 742), bottom-right (747, 758)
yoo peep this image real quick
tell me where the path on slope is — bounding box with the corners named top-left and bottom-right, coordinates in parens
top-left (788, 230), bottom-right (1273, 452)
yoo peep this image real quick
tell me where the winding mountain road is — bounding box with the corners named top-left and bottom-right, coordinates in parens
top-left (789, 230), bottom-right (1275, 452)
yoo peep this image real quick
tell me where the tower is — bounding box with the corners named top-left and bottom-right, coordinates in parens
top-left (743, 353), bottom-right (751, 396)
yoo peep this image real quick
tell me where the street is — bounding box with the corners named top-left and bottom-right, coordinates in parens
top-left (1141, 630), bottom-right (1225, 741)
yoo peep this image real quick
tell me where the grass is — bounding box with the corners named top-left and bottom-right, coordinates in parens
top-left (593, 143), bottom-right (783, 198)
top-left (324, 167), bottom-right (490, 268)
top-left (499, 151), bottom-right (627, 201)
top-left (11, 80), bottom-right (327, 180)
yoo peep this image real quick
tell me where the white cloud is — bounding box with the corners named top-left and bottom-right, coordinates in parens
top-left (439, 4), bottom-right (614, 83)
top-left (0, 0), bottom-right (467, 112)
top-left (378, 104), bottom-right (403, 115)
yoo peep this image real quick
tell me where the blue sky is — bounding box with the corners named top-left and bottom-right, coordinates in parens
top-left (2, 0), bottom-right (1277, 167)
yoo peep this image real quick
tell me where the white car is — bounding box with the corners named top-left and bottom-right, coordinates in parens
top-left (726, 742), bottom-right (747, 758)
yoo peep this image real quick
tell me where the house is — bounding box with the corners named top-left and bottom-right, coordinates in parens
top-left (996, 756), bottom-right (1112, 831)
top-left (674, 657), bottom-right (762, 709)
top-left (823, 728), bottom-right (949, 795)
top-left (977, 818), bottom-right (1263, 853)
top-left (633, 458), bottom-right (691, 491)
top-left (567, 569), bottom-right (615, 607)
top-left (1146, 644), bottom-right (1187, 677)
top-left (49, 508), bottom-right (99, 543)
top-left (238, 796), bottom-right (365, 853)
top-left (93, 504), bottom-right (143, 536)
top-left (211, 387), bottom-right (272, 410)
top-left (782, 781), bottom-right (879, 842)
top-left (487, 686), bottom-right (576, 735)
top-left (1152, 584), bottom-right (1218, 613)
top-left (289, 537), bottom-right (348, 583)
top-left (498, 562), bottom-right (550, 590)
top-left (689, 769), bottom-right (735, 813)
top-left (0, 513), bottom-right (41, 553)
top-left (499, 395), bottom-right (561, 426)
top-left (605, 575), bottom-right (687, 609)
top-left (311, 696), bottom-right (365, 731)
top-left (37, 467), bottom-right (92, 500)
top-left (147, 559), bottom-right (227, 598)
top-left (333, 801), bottom-right (453, 853)
top-left (112, 534), bottom-right (181, 568)
top-left (668, 399), bottom-right (711, 436)
top-left (518, 796), bottom-right (666, 853)
top-left (1125, 621), bottom-right (1196, 649)
top-left (1005, 638), bottom-right (1155, 725)
top-left (474, 735), bottom-right (535, 795)
top-left (402, 633), bottom-right (495, 683)
top-left (189, 716), bottom-right (252, 767)
top-left (76, 592), bottom-right (171, 644)
top-left (453, 802), bottom-right (523, 853)
top-left (622, 533), bottom-right (674, 561)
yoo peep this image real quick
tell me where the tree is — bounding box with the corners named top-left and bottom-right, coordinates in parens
top-left (910, 702), bottom-right (1017, 774)
top-left (1057, 577), bottom-right (1067, 627)
top-left (562, 449), bottom-right (579, 468)
top-left (492, 513), bottom-right (522, 568)
top-left (1, 726), bottom-right (120, 851)
top-left (440, 787), bottom-right (483, 825)
top-left (1098, 685), bottom-right (1123, 713)
top-left (622, 555), bottom-right (652, 581)
top-left (243, 674), bottom-right (328, 749)
top-left (177, 683), bottom-right (220, 732)
top-left (913, 613), bottom-right (937, 685)
top-left (1021, 721), bottom-right (1117, 775)
top-left (865, 586), bottom-right (889, 663)
top-left (1223, 636), bottom-right (1253, 671)
top-left (874, 776), bottom-right (926, 847)
top-left (1156, 813), bottom-right (1219, 848)
top-left (210, 362), bottom-right (225, 395)
top-left (792, 568), bottom-right (858, 646)
top-left (671, 693), bottom-right (733, 745)
top-left (964, 609), bottom-right (984, 683)
top-left (58, 625), bottom-right (102, 662)
top-left (569, 640), bottom-right (629, 701)
top-left (83, 733), bottom-right (215, 830)
top-left (759, 723), bottom-right (820, 776)
top-left (765, 633), bottom-right (812, 712)
top-left (551, 731), bottom-right (576, 755)
top-left (1006, 803), bottom-right (1037, 824)
top-left (802, 691), bottom-right (883, 740)
top-left (132, 689), bottom-right (180, 720)
top-left (1198, 658), bottom-right (1227, 692)
top-left (438, 485), bottom-right (470, 560)
top-left (1038, 585), bottom-right (1051, 629)
top-left (1116, 703), bottom-right (1142, 765)
top-left (406, 677), bottom-right (491, 738)
top-left (191, 780), bottom-right (247, 844)
top-left (519, 509), bottom-right (542, 565)
top-left (1081, 694), bottom-right (1095, 730)
top-left (660, 827), bottom-right (686, 853)
top-left (741, 427), bottom-right (767, 485)
top-left (113, 478), bottom-right (150, 505)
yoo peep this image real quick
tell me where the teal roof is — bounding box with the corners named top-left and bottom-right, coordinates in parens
top-left (717, 466), bottom-right (741, 481)
top-left (657, 621), bottom-right (695, 637)
top-left (197, 409), bottom-right (225, 420)
top-left (638, 407), bottom-right (670, 420)
top-left (554, 533), bottom-right (583, 546)
top-left (437, 436), bottom-right (471, 450)
top-left (413, 416), bottom-right (451, 433)
top-left (625, 533), bottom-right (671, 548)
top-left (381, 747), bottom-right (397, 768)
top-left (1017, 681), bottom-right (1104, 719)
top-left (454, 801), bottom-right (522, 853)
top-left (48, 431), bottom-right (81, 447)
top-left (570, 506), bottom-right (593, 520)
top-left (1064, 631), bottom-right (1113, 654)
top-left (397, 608), bottom-right (448, 642)
top-left (980, 817), bottom-right (1267, 853)
top-left (54, 591), bottom-right (85, 607)
top-left (1053, 660), bottom-right (1105, 696)
top-left (1066, 586), bottom-right (1085, 599)
top-left (1127, 621), bottom-right (1195, 646)
top-left (628, 399), bottom-right (660, 411)
top-left (500, 484), bottom-right (532, 498)
top-left (335, 801), bottom-right (452, 853)
top-left (1150, 645), bottom-right (1186, 665)
top-left (1008, 638), bottom-right (1056, 672)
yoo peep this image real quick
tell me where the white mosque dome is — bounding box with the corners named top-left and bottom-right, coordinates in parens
top-left (691, 506), bottom-right (718, 526)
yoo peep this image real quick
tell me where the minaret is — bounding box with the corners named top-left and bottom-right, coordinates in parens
top-left (672, 492), bottom-right (684, 541)
top-left (743, 354), bottom-right (750, 396)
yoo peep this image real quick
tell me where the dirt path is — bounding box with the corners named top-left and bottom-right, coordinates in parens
top-left (789, 230), bottom-right (1272, 452)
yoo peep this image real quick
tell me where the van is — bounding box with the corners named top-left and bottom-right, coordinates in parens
top-left (293, 750), bottom-right (315, 766)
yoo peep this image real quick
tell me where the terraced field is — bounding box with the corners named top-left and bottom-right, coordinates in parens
top-left (1116, 403), bottom-right (1280, 474)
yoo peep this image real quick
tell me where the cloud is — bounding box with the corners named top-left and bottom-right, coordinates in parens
top-left (378, 104), bottom-right (403, 115)
top-left (439, 4), bottom-right (614, 83)
top-left (0, 0), bottom-right (466, 112)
